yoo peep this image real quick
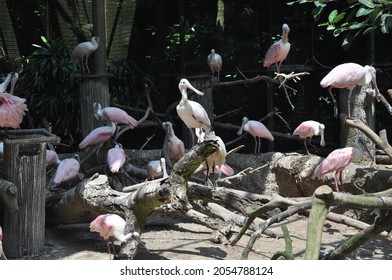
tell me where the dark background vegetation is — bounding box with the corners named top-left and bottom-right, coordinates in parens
top-left (1, 0), bottom-right (391, 154)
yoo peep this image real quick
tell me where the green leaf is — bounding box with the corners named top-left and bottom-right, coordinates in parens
top-left (327, 25), bottom-right (336, 31)
top-left (349, 21), bottom-right (365, 29)
top-left (333, 12), bottom-right (346, 24)
top-left (312, 6), bottom-right (325, 21)
top-left (328, 10), bottom-right (338, 23)
top-left (359, 0), bottom-right (375, 8)
top-left (356, 7), bottom-right (373, 17)
top-left (333, 27), bottom-right (344, 37)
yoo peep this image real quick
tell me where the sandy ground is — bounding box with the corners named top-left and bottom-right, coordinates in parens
top-left (11, 213), bottom-right (392, 260)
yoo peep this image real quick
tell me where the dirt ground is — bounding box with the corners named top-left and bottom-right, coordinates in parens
top-left (12, 213), bottom-right (392, 260)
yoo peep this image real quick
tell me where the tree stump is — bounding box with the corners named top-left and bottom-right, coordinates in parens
top-left (2, 129), bottom-right (58, 258)
top-left (78, 74), bottom-right (110, 138)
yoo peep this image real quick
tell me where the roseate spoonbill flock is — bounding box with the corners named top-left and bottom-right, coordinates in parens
top-left (237, 117), bottom-right (274, 153)
top-left (293, 120), bottom-right (325, 155)
top-left (313, 135), bottom-right (371, 192)
top-left (207, 49), bottom-right (222, 82)
top-left (71, 36), bottom-right (100, 74)
top-left (176, 78), bottom-right (212, 144)
top-left (263, 23), bottom-right (291, 73)
top-left (0, 225), bottom-right (7, 260)
top-left (320, 62), bottom-right (381, 118)
top-left (89, 214), bottom-right (141, 260)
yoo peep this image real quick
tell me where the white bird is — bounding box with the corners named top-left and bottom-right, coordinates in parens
top-left (89, 214), bottom-right (141, 260)
top-left (147, 158), bottom-right (168, 180)
top-left (207, 49), bottom-right (222, 82)
top-left (176, 79), bottom-right (212, 145)
top-left (71, 36), bottom-right (100, 74)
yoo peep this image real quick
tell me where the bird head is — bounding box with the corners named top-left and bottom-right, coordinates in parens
top-left (356, 135), bottom-right (374, 162)
top-left (93, 102), bottom-right (102, 120)
top-left (92, 36), bottom-right (100, 45)
top-left (178, 79), bottom-right (204, 96)
top-left (237, 116), bottom-right (249, 135)
top-left (282, 23), bottom-right (290, 42)
top-left (364, 65), bottom-right (380, 102)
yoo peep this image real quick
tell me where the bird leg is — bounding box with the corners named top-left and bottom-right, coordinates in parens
top-left (328, 88), bottom-right (338, 118)
top-left (107, 237), bottom-right (117, 260)
top-left (305, 138), bottom-right (321, 154)
top-left (304, 138), bottom-right (310, 155)
top-left (333, 171), bottom-right (341, 192)
top-left (85, 56), bottom-right (91, 74)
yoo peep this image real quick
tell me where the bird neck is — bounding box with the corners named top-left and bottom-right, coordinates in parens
top-left (0, 74), bottom-right (12, 93)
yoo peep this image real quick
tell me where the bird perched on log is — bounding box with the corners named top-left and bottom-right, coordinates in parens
top-left (0, 72), bottom-right (28, 133)
top-left (263, 23), bottom-right (291, 73)
top-left (314, 135), bottom-right (372, 192)
top-left (237, 117), bottom-right (274, 153)
top-left (94, 103), bottom-right (138, 128)
top-left (176, 78), bottom-right (212, 146)
top-left (107, 143), bottom-right (126, 173)
top-left (89, 214), bottom-right (141, 260)
top-left (147, 158), bottom-right (168, 181)
top-left (70, 36), bottom-right (100, 74)
top-left (207, 49), bottom-right (222, 83)
top-left (320, 62), bottom-right (381, 118)
top-left (293, 120), bottom-right (326, 155)
top-left (0, 225), bottom-right (7, 260)
top-left (162, 121), bottom-right (185, 165)
top-left (79, 122), bottom-right (116, 150)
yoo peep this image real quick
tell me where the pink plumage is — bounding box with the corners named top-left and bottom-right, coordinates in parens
top-left (238, 117), bottom-right (274, 153)
top-left (320, 62), bottom-right (380, 117)
top-left (46, 149), bottom-right (59, 166)
top-left (107, 144), bottom-right (126, 173)
top-left (0, 225), bottom-right (5, 260)
top-left (314, 135), bottom-right (369, 192)
top-left (53, 155), bottom-right (80, 184)
top-left (0, 226), bottom-right (3, 241)
top-left (263, 23), bottom-right (291, 72)
top-left (94, 103), bottom-right (138, 127)
top-left (163, 121), bottom-right (185, 163)
top-left (71, 36), bottom-right (99, 74)
top-left (79, 122), bottom-right (116, 149)
top-left (293, 120), bottom-right (325, 154)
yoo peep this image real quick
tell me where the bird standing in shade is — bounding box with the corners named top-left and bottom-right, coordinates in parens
top-left (314, 135), bottom-right (372, 192)
top-left (162, 121), bottom-right (185, 164)
top-left (0, 225), bottom-right (7, 260)
top-left (263, 23), bottom-right (291, 73)
top-left (238, 117), bottom-right (274, 153)
top-left (293, 120), bottom-right (326, 155)
top-left (107, 143), bottom-right (126, 173)
top-left (176, 79), bottom-right (212, 145)
top-left (147, 158), bottom-right (168, 181)
top-left (207, 49), bottom-right (222, 83)
top-left (71, 36), bottom-right (100, 74)
top-left (48, 154), bottom-right (81, 190)
top-left (94, 103), bottom-right (138, 128)
top-left (320, 62), bottom-right (381, 118)
top-left (89, 214), bottom-right (140, 260)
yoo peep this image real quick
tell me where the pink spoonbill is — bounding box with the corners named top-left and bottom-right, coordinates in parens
top-left (207, 49), bottom-right (222, 82)
top-left (79, 122), bottom-right (116, 150)
top-left (48, 154), bottom-right (81, 190)
top-left (293, 120), bottom-right (326, 155)
top-left (71, 36), bottom-right (100, 74)
top-left (314, 135), bottom-right (372, 192)
top-left (176, 79), bottom-right (212, 145)
top-left (94, 102), bottom-right (138, 128)
top-left (0, 225), bottom-right (7, 260)
top-left (237, 117), bottom-right (274, 153)
top-left (89, 214), bottom-right (141, 260)
top-left (107, 143), bottom-right (126, 173)
top-left (162, 121), bottom-right (185, 164)
top-left (320, 62), bottom-right (381, 118)
top-left (147, 158), bottom-right (168, 181)
top-left (263, 23), bottom-right (291, 73)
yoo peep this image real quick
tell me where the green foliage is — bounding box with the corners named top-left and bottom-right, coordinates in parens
top-left (19, 36), bottom-right (80, 146)
top-left (287, 0), bottom-right (392, 49)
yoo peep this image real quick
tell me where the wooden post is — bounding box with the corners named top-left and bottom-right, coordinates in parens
top-left (2, 129), bottom-right (58, 258)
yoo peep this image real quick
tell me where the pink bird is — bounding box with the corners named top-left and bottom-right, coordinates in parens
top-left (0, 225), bottom-right (7, 260)
top-left (263, 23), bottom-right (291, 73)
top-left (320, 62), bottom-right (381, 118)
top-left (50, 154), bottom-right (80, 188)
top-left (207, 49), bottom-right (222, 82)
top-left (79, 122), bottom-right (116, 149)
top-left (237, 117), bottom-right (274, 153)
top-left (293, 120), bottom-right (326, 155)
top-left (176, 79), bottom-right (212, 145)
top-left (89, 214), bottom-right (141, 260)
top-left (71, 36), bottom-right (100, 74)
top-left (162, 121), bottom-right (185, 164)
top-left (94, 103), bottom-right (138, 128)
top-left (0, 72), bottom-right (28, 131)
top-left (147, 158), bottom-right (168, 181)
top-left (46, 149), bottom-right (59, 167)
top-left (107, 143), bottom-right (126, 173)
top-left (314, 135), bottom-right (371, 192)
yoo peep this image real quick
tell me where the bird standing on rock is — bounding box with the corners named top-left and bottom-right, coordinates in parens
top-left (263, 23), bottom-right (291, 73)
top-left (313, 135), bottom-right (372, 192)
top-left (89, 214), bottom-right (141, 260)
top-left (71, 36), bottom-right (100, 74)
top-left (293, 120), bottom-right (325, 155)
top-left (320, 62), bottom-right (381, 118)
